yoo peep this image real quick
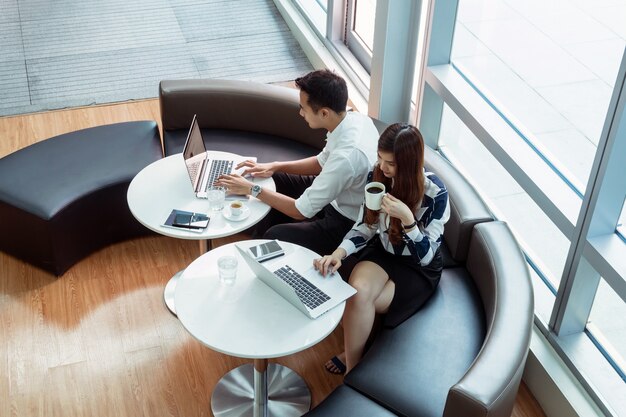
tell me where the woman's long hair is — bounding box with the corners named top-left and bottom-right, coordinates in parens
top-left (364, 123), bottom-right (425, 244)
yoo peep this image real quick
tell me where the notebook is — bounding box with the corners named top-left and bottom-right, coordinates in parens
top-left (236, 243), bottom-right (357, 319)
top-left (182, 114), bottom-right (235, 199)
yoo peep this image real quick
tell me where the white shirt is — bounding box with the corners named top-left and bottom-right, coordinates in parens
top-left (295, 112), bottom-right (379, 221)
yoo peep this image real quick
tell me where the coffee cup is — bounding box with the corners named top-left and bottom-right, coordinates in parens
top-left (364, 182), bottom-right (386, 210)
top-left (230, 200), bottom-right (244, 217)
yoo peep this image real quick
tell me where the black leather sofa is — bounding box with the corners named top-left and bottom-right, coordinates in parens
top-left (0, 122), bottom-right (162, 275)
top-left (160, 79), bottom-right (327, 160)
top-left (159, 79), bottom-right (535, 417)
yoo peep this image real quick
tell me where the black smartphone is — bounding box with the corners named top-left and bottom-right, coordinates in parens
top-left (173, 212), bottom-right (209, 229)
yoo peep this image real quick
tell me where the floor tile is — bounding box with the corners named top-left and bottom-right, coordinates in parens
top-left (504, 0), bottom-right (582, 18)
top-left (453, 54), bottom-right (573, 133)
top-left (528, 8), bottom-right (617, 45)
top-left (439, 106), bottom-right (525, 199)
top-left (456, 0), bottom-right (519, 23)
top-left (173, 0), bottom-right (285, 43)
top-left (451, 23), bottom-right (493, 58)
top-left (0, 60), bottom-right (30, 110)
top-left (0, 22), bottom-right (25, 62)
top-left (190, 31), bottom-right (312, 83)
top-left (536, 80), bottom-right (614, 145)
top-left (17, 0), bottom-right (171, 21)
top-left (0, 0), bottom-right (19, 24)
top-left (584, 4), bottom-right (626, 39)
top-left (535, 128), bottom-right (596, 192)
top-left (26, 44), bottom-right (199, 107)
top-left (564, 38), bottom-right (626, 87)
top-left (492, 191), bottom-right (569, 285)
top-left (464, 17), bottom-right (597, 87)
top-left (21, 7), bottom-right (186, 60)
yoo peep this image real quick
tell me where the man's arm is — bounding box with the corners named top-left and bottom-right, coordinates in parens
top-left (256, 187), bottom-right (307, 220)
top-left (274, 156), bottom-right (322, 176)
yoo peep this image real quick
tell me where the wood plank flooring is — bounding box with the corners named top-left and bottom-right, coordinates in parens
top-left (0, 100), bottom-right (546, 416)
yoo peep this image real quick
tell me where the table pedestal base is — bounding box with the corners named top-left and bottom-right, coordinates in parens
top-left (211, 363), bottom-right (311, 417)
top-left (163, 270), bottom-right (184, 315)
top-left (164, 240), bottom-right (210, 316)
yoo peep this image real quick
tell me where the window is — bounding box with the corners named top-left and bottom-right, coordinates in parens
top-left (588, 278), bottom-right (626, 377)
top-left (438, 104), bottom-right (568, 291)
top-left (419, 0), bottom-right (626, 412)
top-left (346, 0), bottom-right (377, 71)
top-left (618, 200), bottom-right (626, 239)
top-left (293, 0), bottom-right (328, 36)
top-left (451, 0), bottom-right (623, 195)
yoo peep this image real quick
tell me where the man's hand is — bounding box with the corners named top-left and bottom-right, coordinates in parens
top-left (236, 160), bottom-right (277, 178)
top-left (215, 174), bottom-right (254, 196)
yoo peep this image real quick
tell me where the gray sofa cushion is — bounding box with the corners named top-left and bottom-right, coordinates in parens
top-left (304, 385), bottom-right (397, 417)
top-left (345, 267), bottom-right (486, 417)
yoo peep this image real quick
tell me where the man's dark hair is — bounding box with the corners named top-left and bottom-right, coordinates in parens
top-left (295, 69), bottom-right (348, 114)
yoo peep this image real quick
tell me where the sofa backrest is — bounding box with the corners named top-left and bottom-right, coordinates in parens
top-left (159, 79), bottom-right (327, 150)
top-left (444, 221), bottom-right (534, 417)
top-left (425, 149), bottom-right (493, 265)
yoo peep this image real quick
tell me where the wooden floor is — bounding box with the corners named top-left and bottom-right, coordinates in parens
top-left (0, 100), bottom-right (546, 417)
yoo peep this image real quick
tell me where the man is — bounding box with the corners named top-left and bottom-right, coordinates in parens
top-left (216, 69), bottom-right (379, 256)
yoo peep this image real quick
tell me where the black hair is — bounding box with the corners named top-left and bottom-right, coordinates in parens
top-left (295, 69), bottom-right (348, 114)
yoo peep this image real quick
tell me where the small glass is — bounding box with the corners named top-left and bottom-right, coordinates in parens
top-left (207, 186), bottom-right (226, 211)
top-left (217, 255), bottom-right (238, 286)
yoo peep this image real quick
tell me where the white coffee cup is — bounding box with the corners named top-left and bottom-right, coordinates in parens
top-left (230, 200), bottom-right (244, 217)
top-left (364, 182), bottom-right (386, 210)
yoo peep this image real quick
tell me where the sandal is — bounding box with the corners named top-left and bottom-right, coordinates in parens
top-left (325, 355), bottom-right (347, 374)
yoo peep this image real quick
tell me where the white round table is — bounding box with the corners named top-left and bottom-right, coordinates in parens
top-left (175, 240), bottom-right (345, 417)
top-left (127, 152), bottom-right (275, 314)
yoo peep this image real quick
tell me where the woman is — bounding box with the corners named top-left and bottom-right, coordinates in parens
top-left (314, 123), bottom-right (449, 374)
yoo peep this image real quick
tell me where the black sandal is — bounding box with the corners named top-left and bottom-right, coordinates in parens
top-left (325, 355), bottom-right (346, 374)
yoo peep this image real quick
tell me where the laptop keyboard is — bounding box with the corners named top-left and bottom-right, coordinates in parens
top-left (205, 159), bottom-right (233, 190)
top-left (187, 160), bottom-right (201, 183)
top-left (274, 265), bottom-right (330, 309)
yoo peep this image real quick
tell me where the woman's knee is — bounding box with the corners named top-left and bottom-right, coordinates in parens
top-left (348, 273), bottom-right (376, 303)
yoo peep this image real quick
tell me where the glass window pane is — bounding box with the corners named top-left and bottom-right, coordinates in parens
top-left (353, 0), bottom-right (377, 51)
top-left (439, 104), bottom-right (569, 289)
top-left (451, 0), bottom-right (623, 194)
top-left (618, 199), bottom-right (626, 239)
top-left (588, 278), bottom-right (626, 377)
top-left (294, 0), bottom-right (327, 36)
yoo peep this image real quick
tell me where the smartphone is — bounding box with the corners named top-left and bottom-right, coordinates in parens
top-left (173, 212), bottom-right (209, 229)
top-left (248, 240), bottom-right (285, 262)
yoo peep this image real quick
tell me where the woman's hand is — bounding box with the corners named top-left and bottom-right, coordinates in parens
top-left (381, 194), bottom-right (415, 226)
top-left (236, 160), bottom-right (277, 178)
top-left (313, 248), bottom-right (347, 277)
top-left (214, 174), bottom-right (254, 196)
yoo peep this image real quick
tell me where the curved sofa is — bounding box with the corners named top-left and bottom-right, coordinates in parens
top-left (0, 122), bottom-right (162, 275)
top-left (160, 79), bottom-right (327, 159)
top-left (160, 79), bottom-right (535, 417)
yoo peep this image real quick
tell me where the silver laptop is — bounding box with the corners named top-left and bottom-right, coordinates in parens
top-left (236, 244), bottom-right (357, 319)
top-left (182, 114), bottom-right (234, 198)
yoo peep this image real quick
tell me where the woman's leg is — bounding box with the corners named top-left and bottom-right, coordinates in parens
top-left (343, 261), bottom-right (395, 372)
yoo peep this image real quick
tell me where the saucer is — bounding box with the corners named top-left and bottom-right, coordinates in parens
top-left (223, 206), bottom-right (250, 222)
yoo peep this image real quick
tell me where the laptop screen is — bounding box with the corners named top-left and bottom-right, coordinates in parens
top-left (182, 115), bottom-right (207, 187)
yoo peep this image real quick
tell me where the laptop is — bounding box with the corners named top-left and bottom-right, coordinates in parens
top-left (182, 114), bottom-right (235, 199)
top-left (236, 244), bottom-right (357, 319)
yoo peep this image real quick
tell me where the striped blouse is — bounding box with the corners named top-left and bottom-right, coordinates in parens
top-left (338, 170), bottom-right (450, 266)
